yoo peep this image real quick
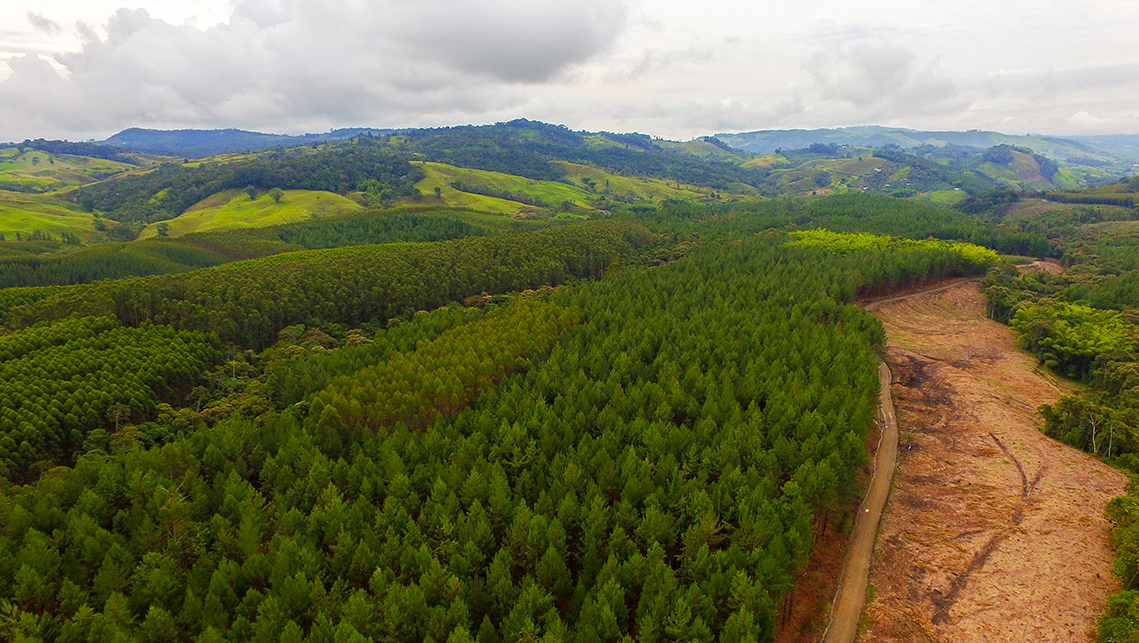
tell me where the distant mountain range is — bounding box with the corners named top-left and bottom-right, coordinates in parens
top-left (714, 126), bottom-right (1139, 166)
top-left (101, 127), bottom-right (395, 157)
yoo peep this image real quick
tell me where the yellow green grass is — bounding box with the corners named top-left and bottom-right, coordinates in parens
top-left (552, 161), bottom-right (740, 200)
top-left (413, 161), bottom-right (594, 215)
top-left (787, 229), bottom-right (999, 265)
top-left (138, 189), bottom-right (362, 239)
top-left (0, 191), bottom-right (102, 241)
top-left (0, 148), bottom-right (136, 191)
top-left (742, 153), bottom-right (791, 168)
top-left (976, 150), bottom-right (1080, 189)
top-left (913, 189), bottom-right (968, 206)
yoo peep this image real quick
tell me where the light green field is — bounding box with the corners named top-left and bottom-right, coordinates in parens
top-left (0, 190), bottom-right (102, 241)
top-left (976, 150), bottom-right (1080, 189)
top-left (817, 156), bottom-right (888, 176)
top-left (0, 148), bottom-right (136, 191)
top-left (913, 189), bottom-right (968, 206)
top-left (742, 153), bottom-right (791, 168)
top-left (413, 162), bottom-right (595, 215)
top-left (552, 161), bottom-right (733, 200)
top-left (413, 160), bottom-right (754, 214)
top-left (656, 139), bottom-right (751, 161)
top-left (138, 189), bottom-right (362, 239)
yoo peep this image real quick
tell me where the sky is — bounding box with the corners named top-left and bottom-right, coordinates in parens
top-left (2, 0), bottom-right (1139, 142)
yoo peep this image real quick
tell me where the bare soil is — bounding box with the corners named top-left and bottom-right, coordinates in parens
top-left (1018, 259), bottom-right (1063, 275)
top-left (859, 281), bottom-right (1127, 642)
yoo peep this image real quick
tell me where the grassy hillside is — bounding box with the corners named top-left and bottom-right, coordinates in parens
top-left (138, 189), bottom-right (362, 238)
top-left (552, 161), bottom-right (738, 201)
top-left (0, 191), bottom-right (102, 241)
top-left (412, 160), bottom-right (736, 215)
top-left (974, 149), bottom-right (1078, 189)
top-left (0, 148), bottom-right (136, 191)
top-left (413, 161), bottom-right (594, 215)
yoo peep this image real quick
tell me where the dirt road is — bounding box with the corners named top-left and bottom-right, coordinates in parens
top-left (820, 361), bottom-right (899, 643)
top-left (858, 281), bottom-right (1127, 642)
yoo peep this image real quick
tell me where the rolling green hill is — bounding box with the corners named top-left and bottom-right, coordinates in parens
top-left (0, 190), bottom-right (102, 241)
top-left (413, 162), bottom-right (592, 215)
top-left (0, 147), bottom-right (137, 192)
top-left (137, 189), bottom-right (362, 239)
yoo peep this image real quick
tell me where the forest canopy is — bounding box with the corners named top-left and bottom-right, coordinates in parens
top-left (0, 200), bottom-right (1002, 643)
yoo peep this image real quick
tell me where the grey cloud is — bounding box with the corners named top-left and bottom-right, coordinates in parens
top-left (396, 0), bottom-right (629, 83)
top-left (25, 12), bottom-right (62, 36)
top-left (808, 41), bottom-right (958, 112)
top-left (0, 0), bottom-right (629, 139)
top-left (980, 63), bottom-right (1139, 98)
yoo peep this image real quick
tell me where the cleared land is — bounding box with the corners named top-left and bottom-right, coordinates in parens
top-left (138, 189), bottom-right (362, 238)
top-left (0, 190), bottom-right (101, 240)
top-left (859, 281), bottom-right (1126, 642)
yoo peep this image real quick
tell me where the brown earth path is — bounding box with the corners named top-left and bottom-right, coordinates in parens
top-left (820, 361), bottom-right (898, 643)
top-left (857, 280), bottom-right (1127, 642)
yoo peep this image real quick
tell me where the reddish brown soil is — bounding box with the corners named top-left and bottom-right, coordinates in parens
top-left (859, 281), bottom-right (1127, 642)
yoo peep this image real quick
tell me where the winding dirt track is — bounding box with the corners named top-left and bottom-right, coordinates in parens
top-left (820, 361), bottom-right (898, 643)
top-left (818, 282), bottom-right (980, 643)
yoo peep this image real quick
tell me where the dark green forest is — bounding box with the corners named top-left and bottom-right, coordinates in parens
top-left (69, 140), bottom-right (424, 224)
top-left (0, 193), bottom-right (1005, 643)
top-left (9, 119), bottom-right (1139, 643)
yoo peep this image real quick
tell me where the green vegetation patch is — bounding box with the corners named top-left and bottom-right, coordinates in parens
top-left (137, 189), bottom-right (362, 239)
top-left (0, 317), bottom-right (220, 480)
top-left (413, 161), bottom-right (591, 215)
top-left (0, 191), bottom-right (101, 241)
top-left (1010, 302), bottom-right (1136, 378)
top-left (787, 229), bottom-right (1000, 265)
top-left (310, 299), bottom-right (577, 450)
top-left (0, 150), bottom-right (135, 192)
top-left (11, 221), bottom-right (652, 349)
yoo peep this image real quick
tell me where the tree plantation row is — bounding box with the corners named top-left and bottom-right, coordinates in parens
top-left (0, 209), bottom-right (999, 643)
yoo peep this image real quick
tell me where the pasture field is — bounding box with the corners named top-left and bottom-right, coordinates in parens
top-left (551, 161), bottom-right (729, 200)
top-left (413, 161), bottom-right (594, 215)
top-left (975, 149), bottom-right (1081, 189)
top-left (137, 188), bottom-right (362, 238)
top-left (0, 148), bottom-right (136, 191)
top-left (742, 153), bottom-right (791, 168)
top-left (913, 189), bottom-right (969, 205)
top-left (0, 190), bottom-right (101, 240)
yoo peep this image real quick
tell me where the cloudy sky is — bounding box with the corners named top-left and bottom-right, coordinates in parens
top-left (2, 0), bottom-right (1139, 141)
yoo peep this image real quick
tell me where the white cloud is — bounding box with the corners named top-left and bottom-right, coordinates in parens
top-left (0, 0), bottom-right (629, 140)
top-left (4, 0), bottom-right (1139, 140)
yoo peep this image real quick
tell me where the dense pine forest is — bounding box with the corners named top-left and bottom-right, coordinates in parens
top-left (0, 179), bottom-right (1009, 642)
top-left (6, 121), bottom-right (1139, 642)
